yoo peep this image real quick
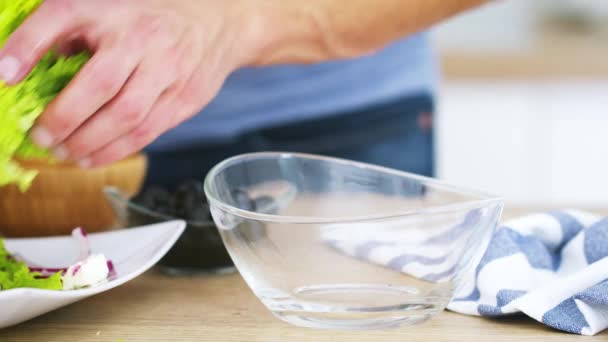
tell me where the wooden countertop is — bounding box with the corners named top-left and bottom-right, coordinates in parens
top-left (1, 270), bottom-right (605, 342)
top-left (1, 207), bottom-right (606, 341)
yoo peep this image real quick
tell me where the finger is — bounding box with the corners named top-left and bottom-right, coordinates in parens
top-left (168, 60), bottom-right (226, 128)
top-left (58, 56), bottom-right (176, 160)
top-left (0, 0), bottom-right (81, 84)
top-left (30, 42), bottom-right (143, 149)
top-left (58, 29), bottom-right (195, 160)
top-left (79, 88), bottom-right (184, 168)
top-left (81, 54), bottom-right (228, 168)
top-left (78, 58), bottom-right (211, 168)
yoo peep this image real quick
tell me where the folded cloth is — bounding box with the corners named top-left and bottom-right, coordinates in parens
top-left (321, 209), bottom-right (608, 336)
top-left (449, 210), bottom-right (608, 336)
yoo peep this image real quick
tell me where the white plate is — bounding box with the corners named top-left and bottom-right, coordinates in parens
top-left (0, 220), bottom-right (186, 329)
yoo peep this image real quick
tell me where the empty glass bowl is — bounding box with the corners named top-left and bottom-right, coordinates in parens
top-left (204, 152), bottom-right (503, 330)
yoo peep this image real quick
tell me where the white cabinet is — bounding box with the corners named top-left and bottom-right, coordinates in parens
top-left (435, 81), bottom-right (608, 207)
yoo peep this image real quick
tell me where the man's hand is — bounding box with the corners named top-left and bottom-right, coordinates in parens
top-left (0, 0), bottom-right (256, 168)
top-left (0, 0), bottom-right (485, 168)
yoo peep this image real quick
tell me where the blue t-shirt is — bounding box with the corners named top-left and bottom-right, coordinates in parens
top-left (148, 32), bottom-right (437, 152)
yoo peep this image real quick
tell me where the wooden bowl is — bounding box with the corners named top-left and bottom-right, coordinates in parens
top-left (0, 154), bottom-right (147, 237)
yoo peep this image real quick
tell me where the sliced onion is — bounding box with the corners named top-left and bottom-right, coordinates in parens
top-left (22, 228), bottom-right (115, 283)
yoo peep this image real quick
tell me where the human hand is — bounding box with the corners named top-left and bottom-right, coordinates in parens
top-left (0, 0), bottom-right (259, 168)
top-left (0, 0), bottom-right (483, 169)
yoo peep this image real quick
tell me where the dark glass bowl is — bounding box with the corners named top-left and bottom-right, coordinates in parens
top-left (104, 186), bottom-right (235, 275)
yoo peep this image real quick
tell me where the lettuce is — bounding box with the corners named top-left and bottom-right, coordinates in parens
top-left (0, 0), bottom-right (89, 191)
top-left (0, 238), bottom-right (63, 291)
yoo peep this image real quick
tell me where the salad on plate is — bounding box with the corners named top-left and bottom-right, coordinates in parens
top-left (0, 228), bottom-right (115, 291)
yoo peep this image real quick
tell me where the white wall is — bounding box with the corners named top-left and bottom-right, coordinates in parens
top-left (431, 0), bottom-right (608, 207)
top-left (435, 80), bottom-right (608, 207)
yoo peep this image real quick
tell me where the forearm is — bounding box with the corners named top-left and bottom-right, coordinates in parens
top-left (240, 0), bottom-right (488, 65)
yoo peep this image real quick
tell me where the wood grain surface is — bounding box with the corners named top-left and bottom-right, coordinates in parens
top-left (0, 270), bottom-right (605, 341)
top-left (1, 207), bottom-right (605, 341)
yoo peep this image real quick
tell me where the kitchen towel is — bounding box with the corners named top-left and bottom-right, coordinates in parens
top-left (321, 209), bottom-right (608, 336)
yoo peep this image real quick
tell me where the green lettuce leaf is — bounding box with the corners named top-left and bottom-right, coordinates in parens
top-left (0, 238), bottom-right (63, 290)
top-left (0, 0), bottom-right (90, 191)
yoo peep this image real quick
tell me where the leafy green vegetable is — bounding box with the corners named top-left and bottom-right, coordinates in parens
top-left (0, 238), bottom-right (62, 290)
top-left (0, 0), bottom-right (89, 191)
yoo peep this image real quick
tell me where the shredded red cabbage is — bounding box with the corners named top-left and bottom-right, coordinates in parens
top-left (107, 260), bottom-right (117, 278)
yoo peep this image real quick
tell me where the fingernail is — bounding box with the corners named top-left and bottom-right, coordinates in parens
top-left (52, 145), bottom-right (69, 161)
top-left (30, 126), bottom-right (54, 148)
top-left (0, 56), bottom-right (21, 83)
top-left (78, 158), bottom-right (92, 169)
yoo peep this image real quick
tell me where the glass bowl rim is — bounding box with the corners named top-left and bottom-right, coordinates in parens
top-left (103, 186), bottom-right (217, 228)
top-left (203, 152), bottom-right (504, 225)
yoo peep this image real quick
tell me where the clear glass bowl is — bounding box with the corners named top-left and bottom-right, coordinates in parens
top-left (204, 152), bottom-right (503, 330)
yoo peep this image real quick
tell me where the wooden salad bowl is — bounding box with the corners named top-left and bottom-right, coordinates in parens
top-left (0, 153), bottom-right (147, 237)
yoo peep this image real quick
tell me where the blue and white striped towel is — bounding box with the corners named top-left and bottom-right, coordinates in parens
top-left (321, 210), bottom-right (608, 336)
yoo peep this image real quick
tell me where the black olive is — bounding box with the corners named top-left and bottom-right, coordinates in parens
top-left (189, 205), bottom-right (212, 222)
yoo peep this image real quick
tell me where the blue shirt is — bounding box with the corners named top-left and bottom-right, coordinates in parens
top-left (148, 32), bottom-right (437, 152)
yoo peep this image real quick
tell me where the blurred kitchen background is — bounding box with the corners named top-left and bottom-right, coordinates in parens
top-left (431, 0), bottom-right (608, 209)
